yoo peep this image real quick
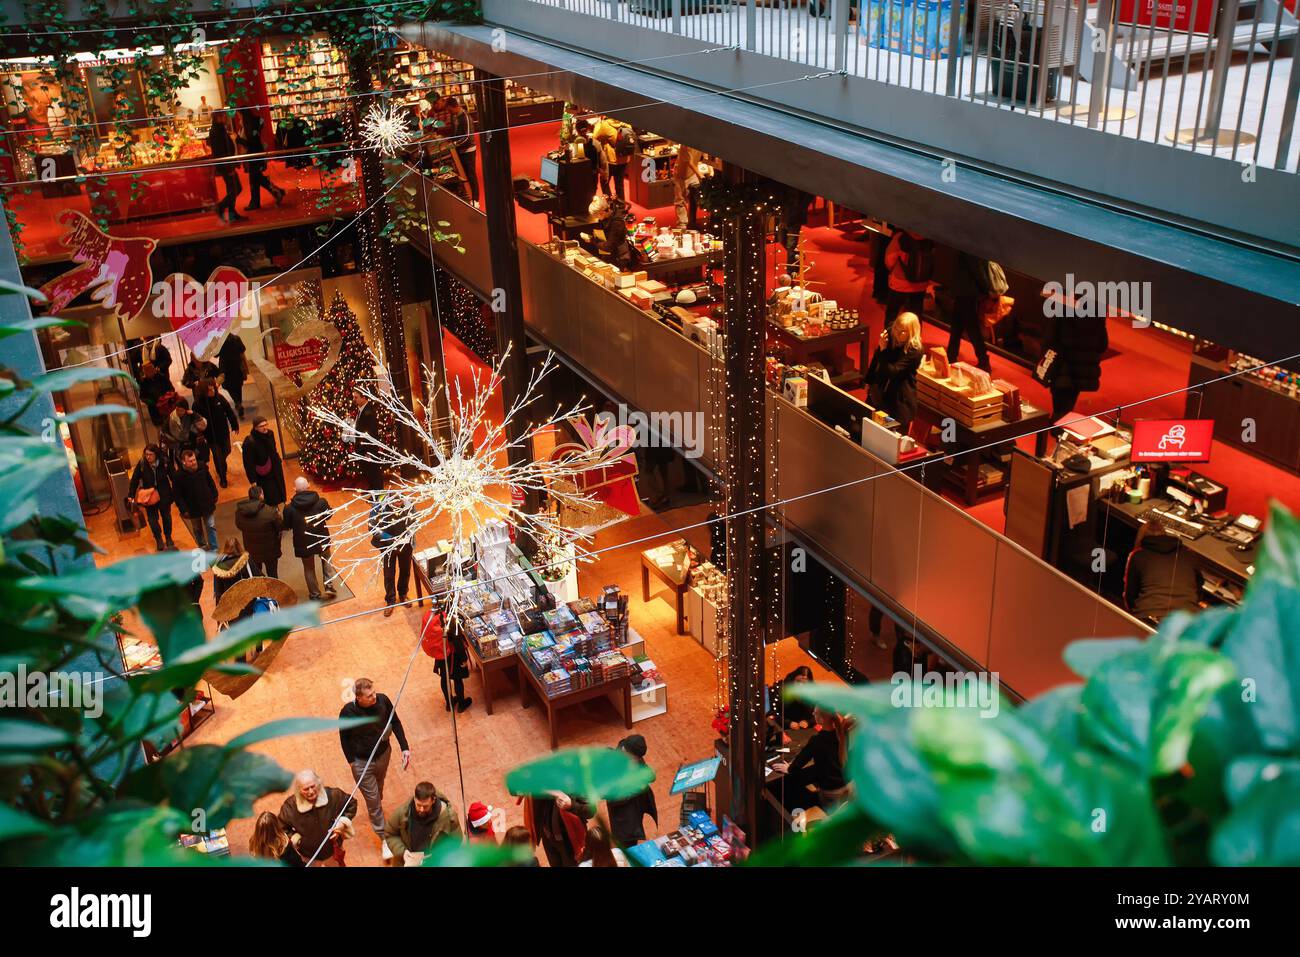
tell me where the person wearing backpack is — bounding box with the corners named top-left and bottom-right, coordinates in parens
top-left (420, 606), bottom-right (472, 713)
top-left (283, 476), bottom-right (338, 601)
top-left (593, 117), bottom-right (631, 202)
top-left (946, 251), bottom-right (1001, 372)
top-left (883, 228), bottom-right (934, 329)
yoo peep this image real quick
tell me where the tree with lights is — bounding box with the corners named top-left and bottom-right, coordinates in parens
top-left (297, 291), bottom-right (380, 483)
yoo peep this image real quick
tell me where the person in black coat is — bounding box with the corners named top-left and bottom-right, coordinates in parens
top-left (770, 666), bottom-right (815, 728)
top-left (151, 341), bottom-right (173, 380)
top-left (192, 378), bottom-right (239, 488)
top-left (283, 476), bottom-right (338, 600)
top-left (172, 448), bottom-right (219, 551)
top-left (866, 311), bottom-right (924, 432)
top-left (946, 251), bottom-right (993, 372)
top-left (234, 484), bottom-right (284, 578)
top-left (779, 708), bottom-right (850, 811)
top-left (129, 443), bottom-right (176, 550)
top-left (606, 734), bottom-right (658, 847)
top-left (370, 493), bottom-right (413, 612)
top-left (217, 334), bottom-right (248, 417)
top-left (347, 387), bottom-right (385, 490)
top-left (207, 112), bottom-right (247, 223)
top-left (137, 362), bottom-right (170, 430)
top-left (1124, 516), bottom-right (1200, 625)
top-left (1047, 312), bottom-right (1108, 424)
top-left (211, 536), bottom-right (252, 605)
top-left (181, 356), bottom-right (221, 395)
top-left (242, 416), bottom-right (287, 507)
top-left (241, 112), bottom-right (285, 210)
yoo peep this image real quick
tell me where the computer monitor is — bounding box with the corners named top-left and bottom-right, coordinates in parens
top-left (539, 156), bottom-right (560, 186)
top-left (806, 374), bottom-right (867, 438)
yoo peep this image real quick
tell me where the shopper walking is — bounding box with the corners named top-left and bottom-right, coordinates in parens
top-left (339, 678), bottom-right (412, 839)
top-left (672, 144), bottom-right (704, 228)
top-left (277, 769), bottom-right (357, 866)
top-left (181, 355), bottom-right (221, 396)
top-left (242, 416), bottom-right (287, 507)
top-left (241, 112), bottom-right (285, 210)
top-left (283, 476), bottom-right (338, 600)
top-left (606, 734), bottom-right (658, 848)
top-left (160, 395), bottom-right (196, 469)
top-left (383, 781), bottom-right (462, 866)
top-left (883, 228), bottom-right (933, 329)
top-left (524, 791), bottom-right (592, 868)
top-left (1043, 312), bottom-right (1109, 424)
top-left (151, 340), bottom-right (173, 381)
top-left (576, 118), bottom-right (609, 202)
top-left (420, 605), bottom-right (472, 712)
top-left (444, 95), bottom-right (479, 206)
top-left (129, 444), bottom-right (176, 551)
top-left (192, 378), bottom-right (238, 487)
top-left (946, 251), bottom-right (996, 373)
top-left (137, 361), bottom-right (170, 431)
top-left (593, 116), bottom-right (632, 202)
top-left (216, 333), bottom-right (248, 418)
top-left (249, 810), bottom-right (305, 866)
top-left (172, 448), bottom-right (219, 551)
top-left (865, 311), bottom-right (924, 433)
top-left (347, 387), bottom-right (385, 490)
top-left (371, 492), bottom-right (413, 614)
top-left (208, 111), bottom-right (247, 223)
top-left (234, 484), bottom-right (283, 578)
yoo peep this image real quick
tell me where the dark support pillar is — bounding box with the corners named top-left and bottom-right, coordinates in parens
top-left (344, 48), bottom-right (411, 415)
top-left (720, 165), bottom-right (768, 840)
top-left (476, 68), bottom-right (539, 514)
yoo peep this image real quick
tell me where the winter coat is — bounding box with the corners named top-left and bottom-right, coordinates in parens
top-left (1124, 533), bottom-right (1200, 622)
top-left (282, 489), bottom-right (332, 557)
top-left (182, 360), bottom-right (221, 393)
top-left (193, 391), bottom-right (238, 452)
top-left (1050, 314), bottom-right (1109, 393)
top-left (885, 231), bottom-right (933, 293)
top-left (217, 335), bottom-right (247, 384)
top-left (138, 372), bottom-right (171, 426)
top-left (242, 430), bottom-right (287, 505)
top-left (278, 786), bottom-right (356, 864)
top-left (234, 498), bottom-right (283, 562)
top-left (608, 784), bottom-right (658, 847)
top-left (212, 550), bottom-right (251, 604)
top-left (172, 463), bottom-right (218, 518)
top-left (867, 344), bottom-right (924, 429)
top-left (383, 791), bottom-right (462, 866)
top-left (129, 458), bottom-right (173, 507)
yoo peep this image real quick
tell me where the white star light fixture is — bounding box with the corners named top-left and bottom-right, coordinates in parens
top-left (359, 102), bottom-right (416, 157)
top-left (309, 346), bottom-right (611, 616)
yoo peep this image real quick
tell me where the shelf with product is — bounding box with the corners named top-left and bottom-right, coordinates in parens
top-left (260, 35), bottom-right (351, 129)
top-left (116, 631), bottom-right (216, 764)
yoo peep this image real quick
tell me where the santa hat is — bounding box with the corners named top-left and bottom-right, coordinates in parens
top-left (467, 801), bottom-right (495, 833)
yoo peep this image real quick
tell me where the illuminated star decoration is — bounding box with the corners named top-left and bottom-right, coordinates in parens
top-left (309, 346), bottom-right (610, 616)
top-left (359, 102), bottom-right (416, 158)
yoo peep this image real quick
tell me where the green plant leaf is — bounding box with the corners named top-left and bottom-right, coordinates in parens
top-left (1018, 683), bottom-right (1085, 750)
top-left (57, 403), bottom-right (137, 424)
top-left (0, 278), bottom-right (48, 301)
top-left (26, 366), bottom-right (131, 395)
top-left (119, 744), bottom-right (293, 830)
top-left (1252, 502), bottom-right (1300, 591)
top-left (1075, 635), bottom-right (1236, 776)
top-left (420, 837), bottom-right (532, 868)
top-left (1219, 578), bottom-right (1300, 752)
top-left (505, 746), bottom-right (653, 803)
top-left (0, 804), bottom-right (52, 841)
top-left (743, 802), bottom-right (883, 867)
top-left (1062, 637), bottom-right (1144, 679)
top-left (16, 551), bottom-right (209, 619)
top-left (1211, 765), bottom-right (1300, 866)
top-left (0, 316), bottom-right (79, 339)
top-left (225, 716), bottom-right (374, 752)
top-left (0, 719), bottom-right (74, 751)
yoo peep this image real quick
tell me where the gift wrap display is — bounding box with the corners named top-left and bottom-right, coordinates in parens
top-left (917, 358), bottom-right (1011, 428)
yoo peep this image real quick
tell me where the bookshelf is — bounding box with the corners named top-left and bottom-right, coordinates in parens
top-left (117, 632), bottom-right (216, 763)
top-left (260, 35), bottom-right (351, 126)
top-left (380, 46), bottom-right (561, 124)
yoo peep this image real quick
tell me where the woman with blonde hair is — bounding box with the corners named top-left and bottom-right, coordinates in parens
top-left (866, 311), bottom-right (925, 432)
top-left (249, 810), bottom-right (305, 866)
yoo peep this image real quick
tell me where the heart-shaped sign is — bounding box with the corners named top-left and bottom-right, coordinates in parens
top-left (154, 266), bottom-right (254, 360)
top-left (249, 319), bottom-right (343, 404)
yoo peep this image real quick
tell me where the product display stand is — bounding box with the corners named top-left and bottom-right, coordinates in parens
top-left (519, 664), bottom-right (632, 750)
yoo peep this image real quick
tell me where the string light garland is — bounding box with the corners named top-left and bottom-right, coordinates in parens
top-left (360, 101), bottom-right (418, 157)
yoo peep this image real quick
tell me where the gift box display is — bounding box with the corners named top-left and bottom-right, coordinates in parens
top-left (864, 0), bottom-right (965, 60)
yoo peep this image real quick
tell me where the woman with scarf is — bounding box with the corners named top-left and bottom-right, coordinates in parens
top-left (211, 536), bottom-right (252, 606)
top-left (241, 416), bottom-right (286, 508)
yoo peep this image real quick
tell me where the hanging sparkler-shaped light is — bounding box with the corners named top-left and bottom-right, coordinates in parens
top-left (308, 346), bottom-right (614, 616)
top-left (359, 102), bottom-right (417, 158)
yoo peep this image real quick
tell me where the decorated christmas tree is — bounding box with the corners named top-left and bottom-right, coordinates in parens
top-left (297, 291), bottom-right (380, 483)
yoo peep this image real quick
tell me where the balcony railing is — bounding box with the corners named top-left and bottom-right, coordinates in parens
top-left (515, 0), bottom-right (1298, 173)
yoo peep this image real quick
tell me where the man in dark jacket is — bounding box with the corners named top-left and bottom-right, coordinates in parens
top-left (217, 333), bottom-right (248, 417)
top-left (383, 781), bottom-right (461, 867)
top-left (347, 387), bottom-right (385, 490)
top-left (278, 769), bottom-right (357, 867)
top-left (1124, 516), bottom-right (1200, 624)
top-left (172, 448), bottom-right (218, 550)
top-left (192, 378), bottom-right (238, 487)
top-left (1048, 313), bottom-right (1108, 424)
top-left (283, 475), bottom-right (337, 600)
top-left (946, 251), bottom-right (993, 372)
top-left (339, 678), bottom-right (412, 840)
top-left (234, 484), bottom-right (283, 577)
top-left (371, 492), bottom-right (413, 614)
top-left (606, 734), bottom-right (658, 847)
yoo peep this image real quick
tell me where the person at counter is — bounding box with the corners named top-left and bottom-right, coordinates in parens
top-left (770, 666), bottom-right (815, 728)
top-left (575, 118), bottom-right (609, 202)
top-left (865, 312), bottom-right (924, 433)
top-left (774, 707), bottom-right (851, 810)
top-left (1124, 516), bottom-right (1201, 625)
top-left (672, 144), bottom-right (704, 228)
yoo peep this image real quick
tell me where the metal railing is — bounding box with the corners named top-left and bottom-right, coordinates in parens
top-left (518, 0), bottom-right (1299, 171)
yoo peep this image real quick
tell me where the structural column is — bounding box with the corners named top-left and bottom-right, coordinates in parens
top-left (476, 68), bottom-right (539, 513)
top-left (719, 166), bottom-right (768, 839)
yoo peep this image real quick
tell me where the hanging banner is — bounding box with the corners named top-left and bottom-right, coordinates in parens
top-left (273, 338), bottom-right (327, 377)
top-left (152, 265), bottom-right (255, 360)
top-left (1117, 0), bottom-right (1215, 35)
top-left (38, 210), bottom-right (156, 321)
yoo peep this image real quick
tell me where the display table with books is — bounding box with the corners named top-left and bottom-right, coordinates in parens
top-left (626, 809), bottom-right (733, 867)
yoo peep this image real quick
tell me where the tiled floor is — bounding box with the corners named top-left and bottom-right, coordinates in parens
top-left (83, 356), bottom-right (837, 866)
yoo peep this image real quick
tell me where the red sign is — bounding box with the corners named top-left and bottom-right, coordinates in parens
top-left (1118, 0), bottom-right (1215, 35)
top-left (273, 339), bottom-right (326, 377)
top-left (1131, 419), bottom-right (1215, 463)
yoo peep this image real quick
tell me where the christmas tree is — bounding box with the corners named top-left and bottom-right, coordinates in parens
top-left (298, 291), bottom-right (380, 483)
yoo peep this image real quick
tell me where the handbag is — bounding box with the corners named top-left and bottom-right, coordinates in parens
top-left (135, 486), bottom-right (161, 507)
top-left (1033, 348), bottom-right (1061, 386)
top-left (255, 458), bottom-right (273, 476)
